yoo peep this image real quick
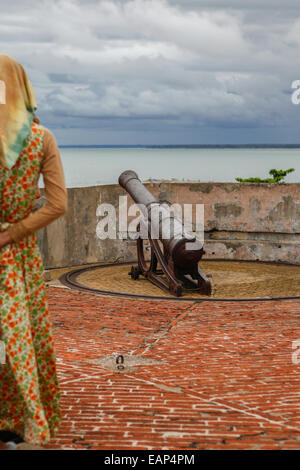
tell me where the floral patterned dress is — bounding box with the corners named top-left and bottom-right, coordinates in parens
top-left (0, 122), bottom-right (61, 445)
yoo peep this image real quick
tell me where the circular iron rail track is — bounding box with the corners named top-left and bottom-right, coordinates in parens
top-left (59, 259), bottom-right (300, 302)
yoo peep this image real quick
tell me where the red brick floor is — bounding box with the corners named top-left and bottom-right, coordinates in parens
top-left (44, 287), bottom-right (300, 450)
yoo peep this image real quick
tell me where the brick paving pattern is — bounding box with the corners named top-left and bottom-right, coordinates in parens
top-left (43, 287), bottom-right (300, 450)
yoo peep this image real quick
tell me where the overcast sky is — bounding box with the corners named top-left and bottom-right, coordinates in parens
top-left (1, 0), bottom-right (300, 145)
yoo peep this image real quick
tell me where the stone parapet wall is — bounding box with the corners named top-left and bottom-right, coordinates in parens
top-left (37, 182), bottom-right (300, 269)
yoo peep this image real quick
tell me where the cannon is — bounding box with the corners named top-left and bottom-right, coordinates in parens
top-left (118, 170), bottom-right (211, 297)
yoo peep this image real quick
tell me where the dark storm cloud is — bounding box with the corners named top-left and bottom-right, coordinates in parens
top-left (1, 0), bottom-right (299, 144)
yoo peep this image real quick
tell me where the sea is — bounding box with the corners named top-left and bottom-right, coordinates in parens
top-left (53, 146), bottom-right (300, 188)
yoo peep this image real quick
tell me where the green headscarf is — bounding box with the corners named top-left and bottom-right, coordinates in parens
top-left (0, 54), bottom-right (37, 169)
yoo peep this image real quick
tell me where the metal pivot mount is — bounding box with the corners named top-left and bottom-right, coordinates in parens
top-left (119, 170), bottom-right (211, 298)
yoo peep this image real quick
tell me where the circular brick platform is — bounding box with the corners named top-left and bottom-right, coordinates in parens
top-left (60, 260), bottom-right (300, 300)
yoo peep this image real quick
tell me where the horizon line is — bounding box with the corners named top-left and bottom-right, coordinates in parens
top-left (59, 144), bottom-right (300, 148)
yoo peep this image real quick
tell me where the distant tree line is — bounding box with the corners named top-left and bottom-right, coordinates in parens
top-left (236, 168), bottom-right (295, 183)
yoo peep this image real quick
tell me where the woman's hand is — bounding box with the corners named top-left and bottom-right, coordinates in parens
top-left (0, 231), bottom-right (13, 248)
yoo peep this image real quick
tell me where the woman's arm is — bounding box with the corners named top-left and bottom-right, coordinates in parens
top-left (7, 128), bottom-right (68, 243)
top-left (0, 231), bottom-right (13, 248)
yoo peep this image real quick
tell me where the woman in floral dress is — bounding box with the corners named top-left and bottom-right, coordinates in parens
top-left (0, 55), bottom-right (67, 449)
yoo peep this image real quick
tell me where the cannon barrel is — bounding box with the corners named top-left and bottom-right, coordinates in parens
top-left (119, 170), bottom-right (203, 270)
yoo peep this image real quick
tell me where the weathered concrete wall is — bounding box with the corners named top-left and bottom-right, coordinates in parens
top-left (37, 182), bottom-right (300, 269)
